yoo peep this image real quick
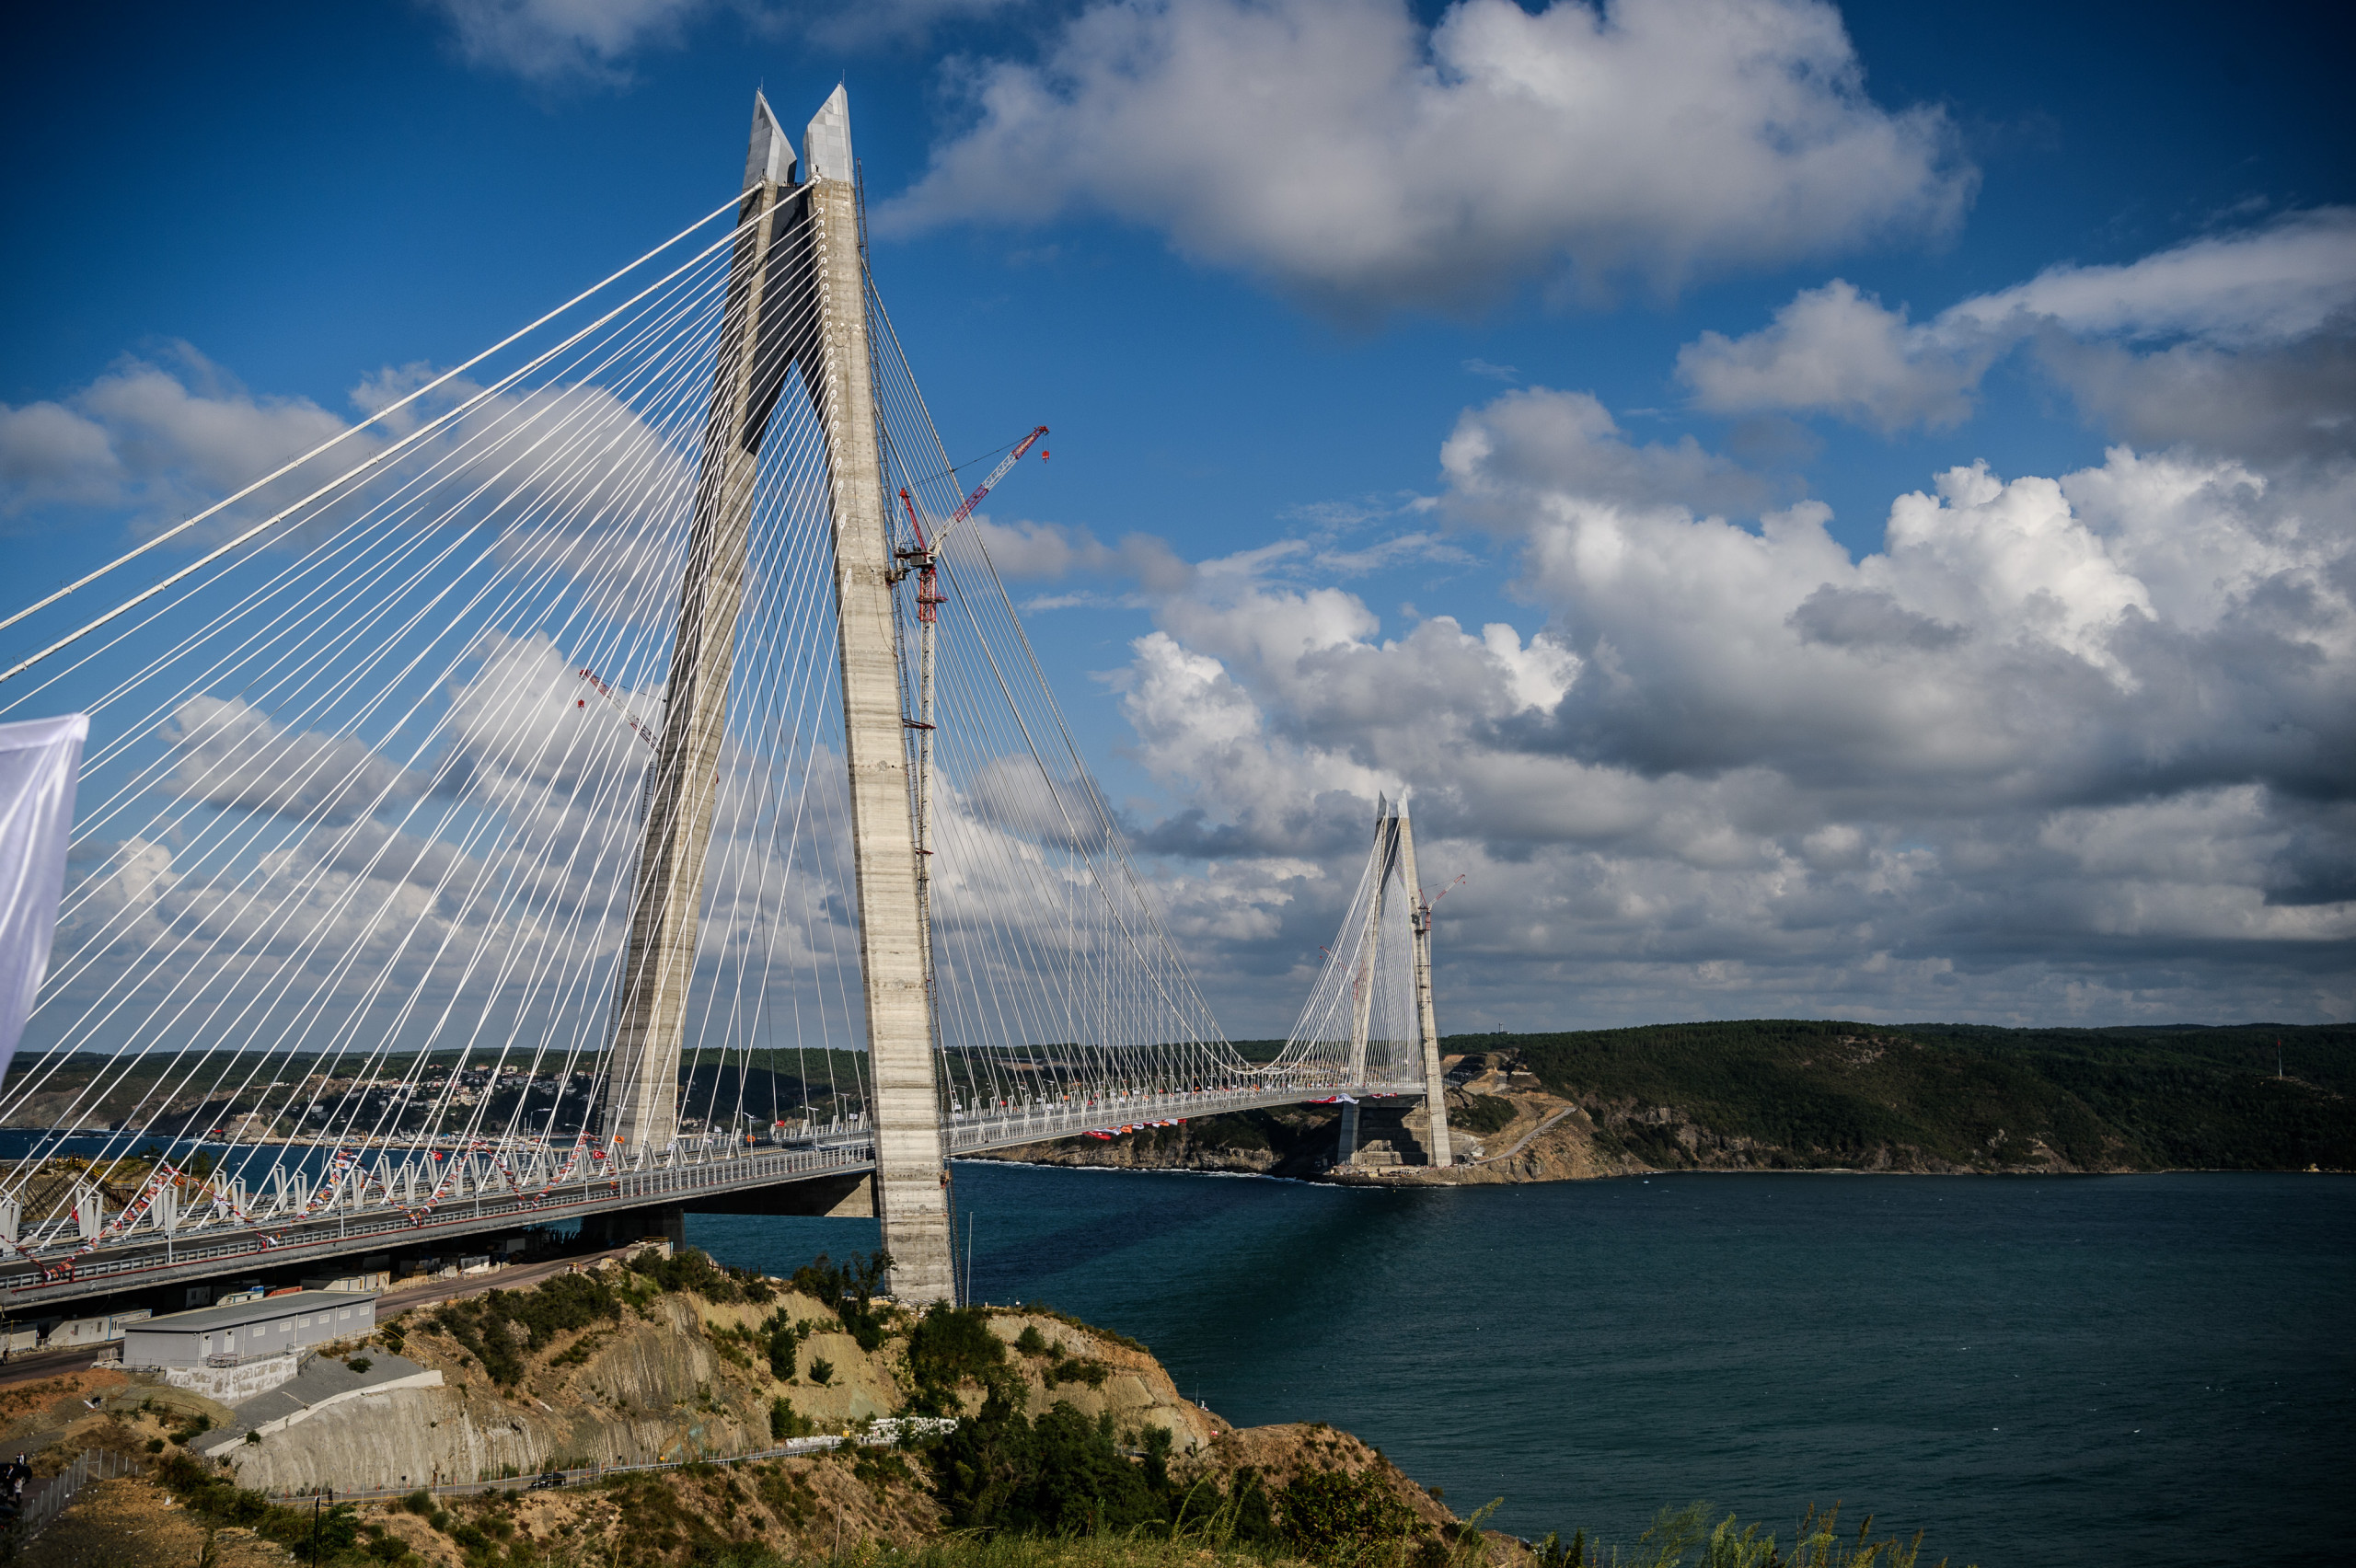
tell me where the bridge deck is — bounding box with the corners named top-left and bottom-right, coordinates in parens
top-left (1, 1082), bottom-right (1425, 1310)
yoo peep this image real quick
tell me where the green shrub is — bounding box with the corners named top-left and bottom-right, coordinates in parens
top-left (933, 1394), bottom-right (1169, 1536)
top-left (1447, 1094), bottom-right (1518, 1137)
top-left (809, 1357), bottom-right (835, 1386)
top-left (427, 1269), bottom-right (636, 1384)
top-left (763, 1310), bottom-right (813, 1380)
top-left (906, 1304), bottom-right (1008, 1411)
top-left (1044, 1356), bottom-right (1108, 1389)
top-left (1277, 1467), bottom-right (1416, 1562)
top-left (629, 1244), bottom-right (776, 1305)
top-left (152, 1453), bottom-right (371, 1564)
top-left (757, 1464), bottom-right (818, 1527)
top-left (770, 1395), bottom-right (815, 1441)
top-left (791, 1251), bottom-right (894, 1351)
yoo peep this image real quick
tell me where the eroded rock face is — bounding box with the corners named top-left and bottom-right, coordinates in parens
top-left (213, 1266), bottom-right (1224, 1494)
top-left (222, 1285), bottom-right (774, 1493)
top-left (1182, 1421), bottom-right (1455, 1536)
top-left (986, 1310), bottom-right (1226, 1454)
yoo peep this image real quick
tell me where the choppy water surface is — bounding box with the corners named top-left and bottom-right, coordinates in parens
top-left (694, 1167), bottom-right (2352, 1566)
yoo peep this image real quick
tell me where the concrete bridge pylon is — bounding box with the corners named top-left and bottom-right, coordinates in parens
top-left (602, 87), bottom-right (953, 1305)
top-left (1396, 798), bottom-right (1454, 1168)
top-left (1334, 797), bottom-right (1454, 1169)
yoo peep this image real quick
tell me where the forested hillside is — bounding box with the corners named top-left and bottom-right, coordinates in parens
top-left (1464, 1020), bottom-right (2353, 1172)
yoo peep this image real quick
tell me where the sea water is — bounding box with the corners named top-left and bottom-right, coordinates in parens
top-left (699, 1166), bottom-right (2350, 1566)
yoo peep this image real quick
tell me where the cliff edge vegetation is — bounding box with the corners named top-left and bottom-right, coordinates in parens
top-left (17, 1248), bottom-right (1967, 1568)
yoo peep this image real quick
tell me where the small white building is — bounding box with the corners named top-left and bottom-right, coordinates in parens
top-left (121, 1290), bottom-right (375, 1369)
top-left (300, 1271), bottom-right (389, 1294)
top-left (41, 1308), bottom-right (151, 1349)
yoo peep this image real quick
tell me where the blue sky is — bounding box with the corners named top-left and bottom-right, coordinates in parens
top-left (5, 0), bottom-right (2352, 1035)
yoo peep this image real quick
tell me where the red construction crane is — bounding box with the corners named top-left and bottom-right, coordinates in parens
top-left (897, 425), bottom-right (1048, 623)
top-left (1415, 873), bottom-right (1465, 933)
top-left (574, 667), bottom-right (659, 751)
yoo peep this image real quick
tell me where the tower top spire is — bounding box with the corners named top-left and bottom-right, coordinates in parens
top-left (745, 91), bottom-right (795, 190)
top-left (805, 84), bottom-right (854, 182)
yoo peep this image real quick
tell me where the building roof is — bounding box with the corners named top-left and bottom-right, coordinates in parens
top-left (130, 1290), bottom-right (375, 1333)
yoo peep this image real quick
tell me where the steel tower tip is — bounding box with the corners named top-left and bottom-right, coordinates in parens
top-left (805, 84), bottom-right (854, 183)
top-left (745, 91), bottom-right (795, 190)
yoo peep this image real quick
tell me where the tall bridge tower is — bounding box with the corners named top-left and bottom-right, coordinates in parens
top-left (603, 89), bottom-right (952, 1305)
top-left (1334, 798), bottom-right (1454, 1168)
top-left (0, 86), bottom-right (1457, 1313)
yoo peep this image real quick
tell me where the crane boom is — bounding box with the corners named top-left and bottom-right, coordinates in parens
top-left (891, 421), bottom-right (1047, 1080)
top-left (575, 667), bottom-right (660, 752)
top-left (932, 425), bottom-right (1046, 553)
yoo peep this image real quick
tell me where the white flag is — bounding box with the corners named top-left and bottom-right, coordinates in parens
top-left (0, 713), bottom-right (87, 1092)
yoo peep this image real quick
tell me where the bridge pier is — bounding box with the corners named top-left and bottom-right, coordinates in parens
top-left (1395, 801), bottom-right (1454, 1168)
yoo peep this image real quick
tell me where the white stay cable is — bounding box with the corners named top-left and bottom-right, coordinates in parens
top-left (0, 202), bottom-right (750, 698)
top-left (0, 191), bottom-right (745, 650)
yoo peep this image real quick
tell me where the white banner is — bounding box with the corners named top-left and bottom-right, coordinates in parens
top-left (0, 713), bottom-right (87, 1092)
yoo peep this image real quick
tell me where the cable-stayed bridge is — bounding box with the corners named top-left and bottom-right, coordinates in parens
top-left (0, 89), bottom-right (1454, 1316)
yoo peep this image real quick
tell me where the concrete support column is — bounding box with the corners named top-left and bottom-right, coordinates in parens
top-left (1395, 804), bottom-right (1453, 1167)
top-left (803, 88), bottom-right (953, 1308)
top-left (599, 88), bottom-right (949, 1303)
top-left (604, 95), bottom-right (801, 1156)
top-left (1345, 798), bottom-right (1396, 1089)
top-left (1340, 798), bottom-right (1399, 1167)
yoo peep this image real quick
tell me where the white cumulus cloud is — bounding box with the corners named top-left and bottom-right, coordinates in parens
top-left (0, 346), bottom-right (355, 528)
top-left (420, 0), bottom-right (710, 85)
top-left (883, 0), bottom-right (1972, 312)
top-left (1677, 208), bottom-right (2356, 455)
top-left (1101, 384), bottom-right (2355, 1030)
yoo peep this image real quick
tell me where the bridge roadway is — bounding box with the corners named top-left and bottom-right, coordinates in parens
top-left (1, 1078), bottom-right (1426, 1312)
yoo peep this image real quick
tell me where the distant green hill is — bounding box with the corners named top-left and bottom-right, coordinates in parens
top-left (1447, 1020), bottom-right (2354, 1173)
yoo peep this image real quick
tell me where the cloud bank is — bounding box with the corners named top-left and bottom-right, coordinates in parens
top-left (1677, 208), bottom-right (2356, 455)
top-left (1098, 376), bottom-right (2353, 1030)
top-left (884, 0), bottom-right (1972, 312)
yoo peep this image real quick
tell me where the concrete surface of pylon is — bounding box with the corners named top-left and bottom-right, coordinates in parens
top-left (802, 85), bottom-right (955, 1308)
top-left (1396, 799), bottom-right (1453, 1168)
top-left (602, 92), bottom-right (803, 1157)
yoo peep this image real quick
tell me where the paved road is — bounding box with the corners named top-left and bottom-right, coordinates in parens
top-left (0, 1345), bottom-right (98, 1392)
top-left (0, 1247), bottom-right (640, 1393)
top-left (1467, 1104), bottom-right (1578, 1166)
top-left (367, 1246), bottom-right (638, 1315)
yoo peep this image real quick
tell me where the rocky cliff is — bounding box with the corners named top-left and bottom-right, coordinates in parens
top-left (16, 1252), bottom-right (1502, 1568)
top-left (195, 1265), bottom-right (1220, 1496)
